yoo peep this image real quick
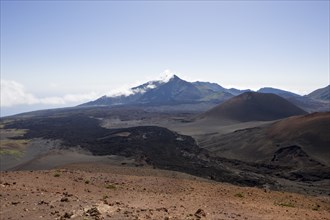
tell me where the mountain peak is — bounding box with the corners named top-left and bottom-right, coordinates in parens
top-left (169, 74), bottom-right (181, 81)
top-left (159, 70), bottom-right (177, 83)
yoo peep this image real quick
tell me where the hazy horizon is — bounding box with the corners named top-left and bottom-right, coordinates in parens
top-left (1, 1), bottom-right (329, 116)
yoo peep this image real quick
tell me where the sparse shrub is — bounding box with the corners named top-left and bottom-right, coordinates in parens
top-left (234, 193), bottom-right (244, 198)
top-left (105, 184), bottom-right (116, 189)
top-left (103, 195), bottom-right (109, 200)
top-left (85, 180), bottom-right (90, 184)
top-left (54, 173), bottom-right (60, 177)
top-left (274, 201), bottom-right (295, 208)
top-left (312, 204), bottom-right (320, 211)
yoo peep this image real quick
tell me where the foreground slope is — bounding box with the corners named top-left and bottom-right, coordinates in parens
top-left (199, 92), bottom-right (307, 122)
top-left (1, 165), bottom-right (329, 220)
top-left (0, 164), bottom-right (330, 220)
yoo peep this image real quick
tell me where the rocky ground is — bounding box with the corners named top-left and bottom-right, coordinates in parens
top-left (1, 163), bottom-right (329, 220)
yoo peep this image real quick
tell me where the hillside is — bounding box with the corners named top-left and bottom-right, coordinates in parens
top-left (200, 112), bottom-right (330, 170)
top-left (267, 112), bottom-right (330, 164)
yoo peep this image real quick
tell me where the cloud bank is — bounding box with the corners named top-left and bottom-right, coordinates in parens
top-left (1, 70), bottom-right (179, 108)
top-left (0, 80), bottom-right (100, 107)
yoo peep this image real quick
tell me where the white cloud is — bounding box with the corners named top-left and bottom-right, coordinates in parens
top-left (0, 80), bottom-right (100, 107)
top-left (1, 80), bottom-right (39, 107)
top-left (105, 85), bottom-right (138, 97)
top-left (146, 84), bottom-right (156, 89)
top-left (106, 84), bottom-right (149, 98)
top-left (105, 69), bottom-right (176, 98)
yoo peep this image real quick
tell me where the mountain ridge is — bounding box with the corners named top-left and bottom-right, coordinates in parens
top-left (306, 85), bottom-right (330, 101)
top-left (257, 87), bottom-right (301, 98)
top-left (80, 75), bottom-right (329, 113)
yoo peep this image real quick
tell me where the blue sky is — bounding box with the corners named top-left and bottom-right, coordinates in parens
top-left (1, 1), bottom-right (329, 116)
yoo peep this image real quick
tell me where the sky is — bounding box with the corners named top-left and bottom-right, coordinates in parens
top-left (1, 0), bottom-right (329, 116)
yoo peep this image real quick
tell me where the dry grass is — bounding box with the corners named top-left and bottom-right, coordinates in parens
top-left (0, 128), bottom-right (28, 142)
top-left (0, 139), bottom-right (30, 149)
top-left (0, 149), bottom-right (23, 157)
top-left (0, 127), bottom-right (29, 150)
top-left (0, 128), bottom-right (29, 157)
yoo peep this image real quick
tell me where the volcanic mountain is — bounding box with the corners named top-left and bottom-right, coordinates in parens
top-left (81, 75), bottom-right (233, 106)
top-left (138, 75), bottom-right (204, 104)
top-left (199, 92), bottom-right (307, 122)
